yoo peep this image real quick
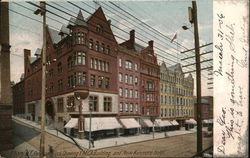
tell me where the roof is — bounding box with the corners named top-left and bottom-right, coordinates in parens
top-left (59, 25), bottom-right (70, 35)
top-left (28, 56), bottom-right (37, 63)
top-left (75, 10), bottom-right (87, 26)
top-left (48, 28), bottom-right (61, 44)
top-left (134, 42), bottom-right (145, 52)
top-left (34, 48), bottom-right (42, 56)
top-left (168, 63), bottom-right (182, 73)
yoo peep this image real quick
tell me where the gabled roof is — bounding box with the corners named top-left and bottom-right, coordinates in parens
top-left (48, 28), bottom-right (61, 44)
top-left (168, 63), bottom-right (182, 73)
top-left (160, 62), bottom-right (168, 71)
top-left (187, 73), bottom-right (193, 79)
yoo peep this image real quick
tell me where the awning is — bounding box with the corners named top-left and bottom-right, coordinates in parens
top-left (185, 119), bottom-right (197, 124)
top-left (203, 119), bottom-right (213, 124)
top-left (155, 119), bottom-right (170, 127)
top-left (120, 118), bottom-right (141, 129)
top-left (64, 118), bottom-right (78, 129)
top-left (85, 117), bottom-right (122, 132)
top-left (162, 120), bottom-right (173, 126)
top-left (142, 119), bottom-right (153, 127)
top-left (170, 120), bottom-right (179, 126)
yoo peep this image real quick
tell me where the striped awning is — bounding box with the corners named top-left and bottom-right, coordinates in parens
top-left (142, 119), bottom-right (153, 127)
top-left (64, 118), bottom-right (78, 129)
top-left (170, 120), bottom-right (179, 126)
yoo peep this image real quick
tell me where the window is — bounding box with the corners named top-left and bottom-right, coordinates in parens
top-left (95, 41), bottom-right (99, 51)
top-left (135, 103), bottom-right (139, 112)
top-left (57, 98), bottom-right (64, 113)
top-left (100, 43), bottom-right (105, 53)
top-left (134, 77), bottom-right (138, 86)
top-left (89, 39), bottom-right (93, 49)
top-left (135, 90), bottom-right (139, 98)
top-left (67, 56), bottom-right (74, 70)
top-left (119, 88), bottom-right (123, 97)
top-left (125, 74), bottom-right (128, 83)
top-left (119, 73), bottom-right (123, 82)
top-left (58, 117), bottom-right (63, 123)
top-left (161, 95), bottom-right (163, 104)
top-left (105, 77), bottom-right (110, 89)
top-left (98, 60), bottom-right (102, 71)
top-left (147, 81), bottom-right (154, 91)
top-left (105, 62), bottom-right (109, 72)
top-left (75, 51), bottom-right (86, 65)
top-left (125, 60), bottom-right (133, 70)
top-left (129, 75), bottom-right (133, 84)
top-left (125, 89), bottom-right (128, 98)
top-left (130, 103), bottom-right (133, 112)
top-left (98, 76), bottom-right (103, 88)
top-left (58, 79), bottom-right (63, 91)
top-left (129, 89), bottom-right (133, 98)
top-left (75, 32), bottom-right (85, 44)
top-left (104, 97), bottom-right (112, 112)
top-left (134, 63), bottom-right (138, 71)
top-left (125, 103), bottom-right (128, 112)
top-left (120, 102), bottom-right (123, 112)
top-left (90, 75), bottom-right (95, 87)
top-left (96, 24), bottom-right (104, 33)
top-left (106, 45), bottom-right (110, 54)
top-left (67, 96), bottom-right (75, 112)
top-left (67, 75), bottom-right (74, 88)
top-left (57, 62), bottom-right (62, 74)
top-left (89, 96), bottom-right (98, 112)
top-left (75, 72), bottom-right (87, 86)
top-left (119, 58), bottom-right (122, 67)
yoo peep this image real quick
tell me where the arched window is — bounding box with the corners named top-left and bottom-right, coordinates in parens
top-left (106, 45), bottom-right (110, 54)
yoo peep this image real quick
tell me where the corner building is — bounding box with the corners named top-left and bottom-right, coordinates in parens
top-left (19, 8), bottom-right (120, 138)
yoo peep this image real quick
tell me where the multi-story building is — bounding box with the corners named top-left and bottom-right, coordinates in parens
top-left (16, 7), bottom-right (122, 138)
top-left (140, 40), bottom-right (160, 119)
top-left (12, 76), bottom-right (25, 115)
top-left (194, 96), bottom-right (213, 120)
top-left (12, 7), bottom-right (161, 137)
top-left (117, 30), bottom-right (142, 134)
top-left (160, 62), bottom-right (194, 126)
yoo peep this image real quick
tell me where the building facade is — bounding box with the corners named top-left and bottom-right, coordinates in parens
top-left (160, 62), bottom-right (194, 126)
top-left (16, 8), bottom-right (119, 135)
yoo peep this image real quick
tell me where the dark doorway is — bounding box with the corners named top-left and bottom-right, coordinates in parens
top-left (45, 100), bottom-right (55, 120)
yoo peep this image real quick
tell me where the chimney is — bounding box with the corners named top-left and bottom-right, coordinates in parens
top-left (24, 49), bottom-right (31, 72)
top-left (148, 40), bottom-right (154, 48)
top-left (130, 30), bottom-right (135, 43)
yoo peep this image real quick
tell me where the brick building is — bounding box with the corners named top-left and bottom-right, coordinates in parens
top-left (12, 77), bottom-right (25, 115)
top-left (160, 62), bottom-right (194, 126)
top-left (12, 7), bottom-right (161, 138)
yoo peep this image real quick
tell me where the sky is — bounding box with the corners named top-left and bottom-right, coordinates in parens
top-left (8, 0), bottom-right (213, 96)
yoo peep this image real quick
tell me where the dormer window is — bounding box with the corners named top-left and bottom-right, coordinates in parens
top-left (96, 24), bottom-right (104, 33)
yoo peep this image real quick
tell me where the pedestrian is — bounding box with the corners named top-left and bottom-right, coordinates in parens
top-left (165, 131), bottom-right (169, 138)
top-left (91, 134), bottom-right (95, 148)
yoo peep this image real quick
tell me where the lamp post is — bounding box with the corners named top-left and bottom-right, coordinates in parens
top-left (74, 91), bottom-right (89, 139)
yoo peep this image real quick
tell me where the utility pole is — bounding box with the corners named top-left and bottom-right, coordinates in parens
top-left (192, 1), bottom-right (203, 155)
top-left (34, 2), bottom-right (46, 158)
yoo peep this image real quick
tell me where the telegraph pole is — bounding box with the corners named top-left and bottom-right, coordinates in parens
top-left (34, 2), bottom-right (46, 157)
top-left (192, 1), bottom-right (203, 155)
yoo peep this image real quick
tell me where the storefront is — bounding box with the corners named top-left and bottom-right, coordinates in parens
top-left (170, 120), bottom-right (180, 130)
top-left (119, 118), bottom-right (141, 136)
top-left (141, 119), bottom-right (153, 134)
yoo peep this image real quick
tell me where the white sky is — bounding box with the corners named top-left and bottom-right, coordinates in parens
top-left (9, 0), bottom-right (213, 96)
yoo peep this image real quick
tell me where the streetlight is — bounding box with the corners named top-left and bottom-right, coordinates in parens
top-left (74, 91), bottom-right (89, 139)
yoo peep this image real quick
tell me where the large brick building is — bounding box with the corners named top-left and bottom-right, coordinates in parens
top-left (12, 7), bottom-right (165, 138)
top-left (160, 62), bottom-right (194, 126)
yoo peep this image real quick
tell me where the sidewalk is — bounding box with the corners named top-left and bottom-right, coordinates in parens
top-left (12, 116), bottom-right (199, 150)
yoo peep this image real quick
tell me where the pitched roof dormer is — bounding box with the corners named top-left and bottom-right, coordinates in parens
top-left (75, 10), bottom-right (87, 27)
